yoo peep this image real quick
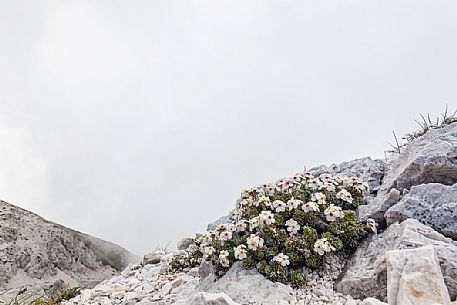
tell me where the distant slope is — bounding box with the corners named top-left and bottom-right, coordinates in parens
top-left (0, 199), bottom-right (139, 298)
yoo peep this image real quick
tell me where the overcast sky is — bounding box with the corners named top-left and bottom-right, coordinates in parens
top-left (1, 1), bottom-right (456, 255)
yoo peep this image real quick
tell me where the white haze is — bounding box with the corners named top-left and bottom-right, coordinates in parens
top-left (0, 1), bottom-right (456, 254)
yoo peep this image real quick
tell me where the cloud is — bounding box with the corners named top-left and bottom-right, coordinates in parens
top-left (1, 0), bottom-right (456, 254)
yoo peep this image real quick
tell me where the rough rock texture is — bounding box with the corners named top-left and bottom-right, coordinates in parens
top-left (63, 249), bottom-right (361, 305)
top-left (336, 219), bottom-right (457, 301)
top-left (0, 199), bottom-right (138, 301)
top-left (382, 122), bottom-right (457, 192)
top-left (310, 157), bottom-right (386, 193)
top-left (385, 183), bottom-right (457, 239)
top-left (198, 262), bottom-right (295, 305)
top-left (206, 214), bottom-right (232, 232)
top-left (358, 188), bottom-right (400, 225)
top-left (386, 245), bottom-right (451, 305)
top-left (175, 292), bottom-right (240, 305)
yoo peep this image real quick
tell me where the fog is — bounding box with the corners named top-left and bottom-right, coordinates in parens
top-left (1, 0), bottom-right (456, 254)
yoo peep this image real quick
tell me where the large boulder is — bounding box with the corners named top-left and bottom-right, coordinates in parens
top-left (335, 219), bottom-right (457, 301)
top-left (385, 183), bottom-right (457, 239)
top-left (382, 122), bottom-right (457, 192)
top-left (197, 262), bottom-right (294, 305)
top-left (386, 245), bottom-right (451, 305)
top-left (311, 157), bottom-right (385, 193)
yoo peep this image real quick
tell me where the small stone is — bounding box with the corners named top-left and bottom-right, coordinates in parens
top-left (177, 237), bottom-right (194, 250)
top-left (143, 252), bottom-right (163, 265)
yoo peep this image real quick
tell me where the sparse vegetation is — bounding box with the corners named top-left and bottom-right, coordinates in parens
top-left (1, 287), bottom-right (80, 305)
top-left (386, 105), bottom-right (457, 156)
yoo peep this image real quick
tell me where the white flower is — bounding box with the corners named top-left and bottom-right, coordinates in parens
top-left (248, 216), bottom-right (260, 231)
top-left (273, 200), bottom-right (286, 212)
top-left (323, 204), bottom-right (344, 222)
top-left (307, 178), bottom-right (323, 190)
top-left (367, 218), bottom-right (378, 233)
top-left (219, 230), bottom-right (233, 241)
top-left (272, 253), bottom-right (290, 266)
top-left (303, 201), bottom-right (320, 212)
top-left (204, 246), bottom-right (216, 256)
top-left (257, 196), bottom-right (271, 207)
top-left (217, 224), bottom-right (227, 231)
top-left (260, 210), bottom-right (275, 225)
top-left (286, 198), bottom-right (303, 211)
top-left (236, 220), bottom-right (247, 232)
top-left (285, 219), bottom-right (300, 234)
top-left (234, 245), bottom-right (248, 260)
top-left (246, 234), bottom-right (264, 251)
top-left (219, 250), bottom-right (229, 257)
top-left (336, 188), bottom-right (353, 203)
top-left (219, 256), bottom-right (230, 267)
top-left (231, 209), bottom-right (241, 218)
top-left (313, 238), bottom-right (335, 256)
top-left (312, 192), bottom-right (326, 204)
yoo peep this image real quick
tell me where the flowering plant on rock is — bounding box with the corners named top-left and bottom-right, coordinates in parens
top-left (178, 172), bottom-right (377, 287)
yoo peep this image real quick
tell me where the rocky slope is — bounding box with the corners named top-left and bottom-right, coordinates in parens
top-left (0, 200), bottom-right (138, 301)
top-left (8, 121), bottom-right (457, 305)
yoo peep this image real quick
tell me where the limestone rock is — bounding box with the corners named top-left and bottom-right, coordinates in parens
top-left (176, 292), bottom-right (240, 305)
top-left (198, 262), bottom-right (294, 305)
top-left (177, 237), bottom-right (194, 251)
top-left (358, 187), bottom-right (400, 225)
top-left (382, 122), bottom-right (457, 192)
top-left (385, 183), bottom-right (457, 239)
top-left (0, 199), bottom-right (138, 303)
top-left (360, 298), bottom-right (388, 305)
top-left (143, 252), bottom-right (163, 265)
top-left (206, 214), bottom-right (232, 231)
top-left (335, 219), bottom-right (457, 301)
top-left (386, 245), bottom-right (451, 305)
top-left (310, 157), bottom-right (386, 193)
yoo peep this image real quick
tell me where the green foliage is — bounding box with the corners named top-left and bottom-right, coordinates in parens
top-left (188, 172), bottom-right (375, 287)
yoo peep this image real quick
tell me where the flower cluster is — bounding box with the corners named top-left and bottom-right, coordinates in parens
top-left (191, 171), bottom-right (374, 287)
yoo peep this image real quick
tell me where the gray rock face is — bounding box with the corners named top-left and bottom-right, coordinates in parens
top-left (206, 214), bottom-right (232, 232)
top-left (386, 245), bottom-right (451, 305)
top-left (0, 199), bottom-right (138, 300)
top-left (198, 262), bottom-right (294, 305)
top-left (382, 122), bottom-right (457, 192)
top-left (335, 219), bottom-right (457, 301)
top-left (385, 183), bottom-right (457, 239)
top-left (358, 188), bottom-right (400, 225)
top-left (311, 157), bottom-right (386, 193)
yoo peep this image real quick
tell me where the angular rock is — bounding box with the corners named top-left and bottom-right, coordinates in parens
top-left (175, 292), bottom-right (240, 305)
top-left (143, 252), bottom-right (163, 265)
top-left (360, 298), bottom-right (388, 305)
top-left (385, 183), bottom-right (457, 239)
top-left (198, 261), bottom-right (213, 279)
top-left (335, 219), bottom-right (457, 301)
top-left (310, 157), bottom-right (386, 193)
top-left (386, 245), bottom-right (451, 305)
top-left (197, 262), bottom-right (294, 305)
top-left (177, 237), bottom-right (194, 251)
top-left (382, 122), bottom-right (457, 192)
top-left (206, 214), bottom-right (232, 231)
top-left (358, 188), bottom-right (400, 225)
